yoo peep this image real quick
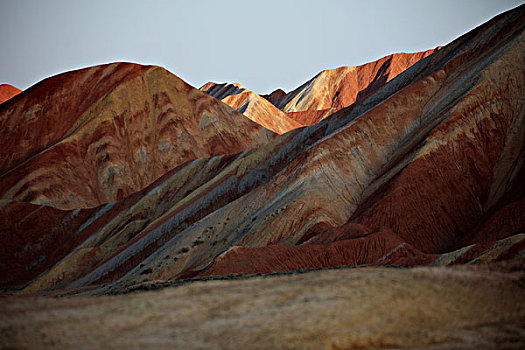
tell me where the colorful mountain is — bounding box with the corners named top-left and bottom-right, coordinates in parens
top-left (200, 82), bottom-right (303, 134)
top-left (0, 5), bottom-right (524, 295)
top-left (0, 63), bottom-right (273, 209)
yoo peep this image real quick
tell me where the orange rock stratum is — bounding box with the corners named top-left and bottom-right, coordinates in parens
top-left (200, 82), bottom-right (303, 134)
top-left (0, 84), bottom-right (22, 104)
top-left (0, 5), bottom-right (524, 296)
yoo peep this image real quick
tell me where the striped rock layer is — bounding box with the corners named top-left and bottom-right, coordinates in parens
top-left (1, 5), bottom-right (524, 294)
top-left (274, 49), bottom-right (439, 118)
top-left (203, 49), bottom-right (438, 132)
top-left (199, 82), bottom-right (303, 134)
top-left (0, 63), bottom-right (273, 209)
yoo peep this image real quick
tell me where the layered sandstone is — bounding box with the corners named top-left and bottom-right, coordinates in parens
top-left (0, 6), bottom-right (524, 294)
top-left (0, 63), bottom-right (273, 209)
top-left (275, 49), bottom-right (439, 125)
top-left (200, 82), bottom-right (303, 134)
top-left (208, 49), bottom-right (438, 129)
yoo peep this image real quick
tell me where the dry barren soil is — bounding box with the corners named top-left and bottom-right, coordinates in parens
top-left (1, 263), bottom-right (524, 349)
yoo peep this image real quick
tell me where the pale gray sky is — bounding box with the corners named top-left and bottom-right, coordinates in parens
top-left (1, 0), bottom-right (523, 94)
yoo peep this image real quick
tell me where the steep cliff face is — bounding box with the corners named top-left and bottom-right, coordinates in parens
top-left (0, 6), bottom-right (524, 294)
top-left (0, 84), bottom-right (22, 104)
top-left (200, 82), bottom-right (303, 134)
top-left (0, 63), bottom-right (273, 209)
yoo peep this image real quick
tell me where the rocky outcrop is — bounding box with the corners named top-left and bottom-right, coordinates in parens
top-left (0, 63), bottom-right (273, 209)
top-left (198, 227), bottom-right (437, 277)
top-left (200, 82), bottom-right (303, 134)
top-left (0, 5), bottom-right (524, 294)
top-left (0, 84), bottom-right (21, 104)
top-left (198, 233), bottom-right (524, 277)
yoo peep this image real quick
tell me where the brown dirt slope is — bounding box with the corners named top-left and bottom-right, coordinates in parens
top-left (1, 264), bottom-right (524, 349)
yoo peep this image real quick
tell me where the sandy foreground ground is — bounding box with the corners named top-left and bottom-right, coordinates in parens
top-left (1, 264), bottom-right (524, 349)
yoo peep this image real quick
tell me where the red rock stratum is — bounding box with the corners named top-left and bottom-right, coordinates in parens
top-left (0, 5), bottom-right (524, 295)
top-left (268, 49), bottom-right (439, 126)
top-left (0, 63), bottom-right (273, 209)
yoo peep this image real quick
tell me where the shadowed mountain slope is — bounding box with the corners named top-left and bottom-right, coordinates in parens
top-left (0, 5), bottom-right (524, 294)
top-left (0, 63), bottom-right (273, 209)
top-left (261, 88), bottom-right (286, 107)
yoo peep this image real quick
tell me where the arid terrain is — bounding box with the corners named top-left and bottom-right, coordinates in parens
top-left (1, 5), bottom-right (523, 295)
top-left (2, 263), bottom-right (524, 349)
top-left (0, 4), bottom-right (524, 349)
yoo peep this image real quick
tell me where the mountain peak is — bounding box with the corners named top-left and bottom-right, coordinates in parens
top-left (0, 62), bottom-right (273, 209)
top-left (201, 82), bottom-right (303, 134)
top-left (0, 83), bottom-right (22, 104)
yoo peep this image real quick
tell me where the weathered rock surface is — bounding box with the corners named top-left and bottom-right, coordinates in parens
top-left (0, 84), bottom-right (21, 104)
top-left (200, 233), bottom-right (525, 277)
top-left (0, 6), bottom-right (524, 295)
top-left (200, 82), bottom-right (303, 134)
top-left (0, 63), bottom-right (273, 209)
